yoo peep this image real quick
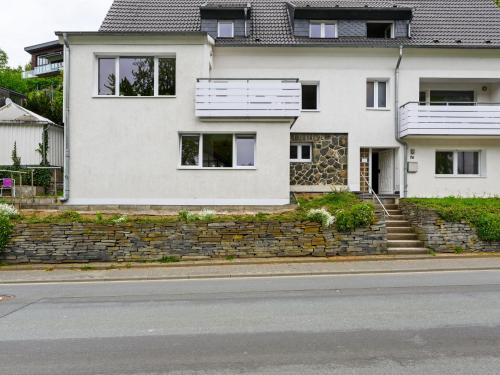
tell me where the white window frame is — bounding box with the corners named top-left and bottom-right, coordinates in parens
top-left (435, 150), bottom-right (482, 177)
top-left (217, 21), bottom-right (235, 38)
top-left (366, 79), bottom-right (389, 110)
top-left (94, 55), bottom-right (176, 98)
top-left (309, 21), bottom-right (338, 38)
top-left (179, 133), bottom-right (256, 170)
top-left (301, 81), bottom-right (320, 112)
top-left (290, 143), bottom-right (313, 163)
top-left (366, 21), bottom-right (395, 39)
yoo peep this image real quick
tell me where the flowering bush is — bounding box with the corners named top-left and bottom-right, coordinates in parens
top-left (198, 209), bottom-right (216, 221)
top-left (306, 208), bottom-right (336, 227)
top-left (112, 215), bottom-right (128, 224)
top-left (179, 209), bottom-right (217, 222)
top-left (0, 203), bottom-right (18, 218)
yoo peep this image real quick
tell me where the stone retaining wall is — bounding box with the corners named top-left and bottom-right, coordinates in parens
top-left (399, 201), bottom-right (500, 252)
top-left (1, 220), bottom-right (386, 264)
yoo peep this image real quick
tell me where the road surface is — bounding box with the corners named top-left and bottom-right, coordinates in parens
top-left (1, 270), bottom-right (500, 374)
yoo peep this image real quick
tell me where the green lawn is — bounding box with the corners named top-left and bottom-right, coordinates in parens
top-left (404, 197), bottom-right (500, 242)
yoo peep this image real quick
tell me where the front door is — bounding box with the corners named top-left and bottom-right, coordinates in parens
top-left (378, 150), bottom-right (394, 194)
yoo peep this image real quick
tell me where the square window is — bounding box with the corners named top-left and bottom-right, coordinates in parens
top-left (457, 151), bottom-right (479, 175)
top-left (180, 135), bottom-right (200, 166)
top-left (302, 84), bottom-right (318, 110)
top-left (203, 134), bottom-right (233, 168)
top-left (236, 135), bottom-right (256, 167)
top-left (218, 21), bottom-right (234, 38)
top-left (367, 22), bottom-right (394, 39)
top-left (435, 151), bottom-right (454, 175)
top-left (324, 23), bottom-right (336, 38)
top-left (119, 57), bottom-right (155, 96)
top-left (367, 80), bottom-right (388, 109)
top-left (291, 144), bottom-right (312, 162)
top-left (309, 23), bottom-right (322, 38)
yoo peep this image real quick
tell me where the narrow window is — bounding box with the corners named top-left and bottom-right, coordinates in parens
top-left (419, 91), bottom-right (427, 105)
top-left (236, 135), bottom-right (256, 167)
top-left (309, 21), bottom-right (337, 38)
top-left (457, 151), bottom-right (479, 175)
top-left (367, 80), bottom-right (388, 109)
top-left (180, 135), bottom-right (200, 166)
top-left (158, 58), bottom-right (176, 96)
top-left (435, 151), bottom-right (454, 175)
top-left (119, 57), bottom-right (154, 96)
top-left (203, 134), bottom-right (233, 168)
top-left (98, 58), bottom-right (116, 96)
top-left (218, 21), bottom-right (234, 38)
top-left (367, 22), bottom-right (394, 39)
top-left (290, 144), bottom-right (312, 162)
top-left (302, 83), bottom-right (318, 110)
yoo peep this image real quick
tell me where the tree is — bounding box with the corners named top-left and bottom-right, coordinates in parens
top-left (11, 142), bottom-right (21, 168)
top-left (0, 49), bottom-right (7, 70)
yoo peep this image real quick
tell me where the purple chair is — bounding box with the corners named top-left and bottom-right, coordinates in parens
top-left (0, 178), bottom-right (14, 197)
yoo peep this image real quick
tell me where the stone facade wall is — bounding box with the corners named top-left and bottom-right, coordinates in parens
top-left (400, 201), bottom-right (500, 252)
top-left (290, 133), bottom-right (348, 187)
top-left (1, 219), bottom-right (386, 264)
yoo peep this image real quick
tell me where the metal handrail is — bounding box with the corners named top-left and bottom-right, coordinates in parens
top-left (400, 101), bottom-right (500, 108)
top-left (361, 175), bottom-right (391, 217)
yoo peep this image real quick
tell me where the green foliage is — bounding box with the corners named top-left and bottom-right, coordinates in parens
top-left (0, 215), bottom-right (13, 251)
top-left (27, 88), bottom-right (63, 125)
top-left (454, 247), bottom-right (464, 254)
top-left (57, 210), bottom-right (83, 222)
top-left (33, 169), bottom-right (52, 191)
top-left (0, 49), bottom-right (7, 70)
top-left (405, 197), bottom-right (500, 242)
top-left (11, 142), bottom-right (21, 168)
top-left (158, 256), bottom-right (180, 263)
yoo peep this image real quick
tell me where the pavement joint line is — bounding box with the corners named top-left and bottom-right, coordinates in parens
top-left (1, 267), bottom-right (500, 285)
top-left (2, 253), bottom-right (500, 272)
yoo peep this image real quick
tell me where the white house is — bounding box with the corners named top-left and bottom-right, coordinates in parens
top-left (0, 99), bottom-right (64, 167)
top-left (57, 0), bottom-right (500, 205)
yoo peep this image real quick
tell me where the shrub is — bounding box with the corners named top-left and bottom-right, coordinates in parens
top-left (112, 215), bottom-right (128, 224)
top-left (475, 213), bottom-right (500, 242)
top-left (198, 209), bottom-right (216, 221)
top-left (0, 203), bottom-right (19, 218)
top-left (0, 215), bottom-right (13, 251)
top-left (306, 208), bottom-right (336, 227)
top-left (334, 203), bottom-right (375, 232)
top-left (178, 209), bottom-right (198, 222)
top-left (57, 210), bottom-right (82, 222)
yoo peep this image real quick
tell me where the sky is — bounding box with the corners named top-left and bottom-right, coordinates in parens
top-left (0, 0), bottom-right (114, 68)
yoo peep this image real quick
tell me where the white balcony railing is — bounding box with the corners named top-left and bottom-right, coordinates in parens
top-left (22, 62), bottom-right (64, 79)
top-left (399, 102), bottom-right (500, 137)
top-left (195, 79), bottom-right (302, 118)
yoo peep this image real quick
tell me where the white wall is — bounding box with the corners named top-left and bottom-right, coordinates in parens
top-left (406, 138), bottom-right (500, 197)
top-left (0, 124), bottom-right (42, 166)
top-left (65, 35), bottom-right (291, 205)
top-left (47, 126), bottom-right (64, 167)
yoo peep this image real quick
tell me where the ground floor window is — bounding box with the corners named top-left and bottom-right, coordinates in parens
top-left (290, 143), bottom-right (312, 162)
top-left (180, 134), bottom-right (256, 168)
top-left (435, 151), bottom-right (480, 176)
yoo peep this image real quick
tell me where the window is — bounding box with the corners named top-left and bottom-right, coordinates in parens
top-left (435, 151), bottom-right (480, 176)
top-left (309, 21), bottom-right (337, 38)
top-left (419, 91), bottom-right (427, 105)
top-left (302, 83), bottom-right (318, 110)
top-left (97, 56), bottom-right (176, 96)
top-left (218, 21), bottom-right (234, 38)
top-left (367, 22), bottom-right (394, 39)
top-left (180, 134), bottom-right (256, 168)
top-left (430, 91), bottom-right (474, 105)
top-left (367, 80), bottom-right (388, 109)
top-left (290, 144), bottom-right (312, 162)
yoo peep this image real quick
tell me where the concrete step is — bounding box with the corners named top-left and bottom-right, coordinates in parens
top-left (387, 210), bottom-right (402, 215)
top-left (384, 204), bottom-right (400, 210)
top-left (387, 214), bottom-right (405, 220)
top-left (386, 220), bottom-right (411, 227)
top-left (387, 240), bottom-right (425, 248)
top-left (387, 247), bottom-right (429, 255)
top-left (387, 233), bottom-right (418, 240)
top-left (387, 227), bottom-right (415, 233)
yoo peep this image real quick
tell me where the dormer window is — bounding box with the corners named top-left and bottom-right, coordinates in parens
top-left (309, 21), bottom-right (337, 38)
top-left (366, 22), bottom-right (394, 39)
top-left (218, 21), bottom-right (234, 38)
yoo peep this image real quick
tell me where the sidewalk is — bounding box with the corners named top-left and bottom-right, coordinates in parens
top-left (1, 254), bottom-right (500, 284)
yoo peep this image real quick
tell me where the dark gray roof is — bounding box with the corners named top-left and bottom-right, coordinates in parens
top-left (25, 40), bottom-right (61, 53)
top-left (99, 0), bottom-right (500, 48)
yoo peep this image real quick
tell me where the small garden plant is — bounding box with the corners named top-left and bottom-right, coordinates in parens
top-left (0, 202), bottom-right (18, 251)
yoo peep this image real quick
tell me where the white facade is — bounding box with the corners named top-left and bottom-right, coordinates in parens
top-left (62, 33), bottom-right (500, 205)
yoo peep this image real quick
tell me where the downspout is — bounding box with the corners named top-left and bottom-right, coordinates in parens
top-left (60, 33), bottom-right (70, 202)
top-left (394, 45), bottom-right (408, 198)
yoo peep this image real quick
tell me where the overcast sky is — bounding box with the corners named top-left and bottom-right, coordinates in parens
top-left (1, 0), bottom-right (114, 68)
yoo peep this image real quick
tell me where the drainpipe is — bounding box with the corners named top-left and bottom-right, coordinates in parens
top-left (394, 45), bottom-right (408, 198)
top-left (60, 33), bottom-right (70, 202)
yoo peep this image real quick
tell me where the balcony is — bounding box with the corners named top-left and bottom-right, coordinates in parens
top-left (195, 79), bottom-right (301, 118)
top-left (22, 62), bottom-right (64, 79)
top-left (399, 102), bottom-right (500, 138)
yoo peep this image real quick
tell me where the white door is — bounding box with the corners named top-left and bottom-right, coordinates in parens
top-left (378, 150), bottom-right (394, 194)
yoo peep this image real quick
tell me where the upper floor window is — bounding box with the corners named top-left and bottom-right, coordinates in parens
top-left (97, 56), bottom-right (176, 97)
top-left (366, 22), bottom-right (394, 39)
top-left (218, 21), bottom-right (234, 38)
top-left (366, 80), bottom-right (388, 109)
top-left (309, 21), bottom-right (337, 38)
top-left (436, 151), bottom-right (480, 176)
top-left (301, 82), bottom-right (319, 110)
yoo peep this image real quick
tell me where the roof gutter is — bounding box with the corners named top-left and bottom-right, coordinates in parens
top-left (60, 33), bottom-right (70, 203)
top-left (395, 45), bottom-right (408, 198)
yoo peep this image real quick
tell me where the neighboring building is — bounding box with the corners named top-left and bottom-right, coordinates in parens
top-left (22, 40), bottom-right (63, 79)
top-left (0, 87), bottom-right (26, 107)
top-left (0, 99), bottom-right (64, 167)
top-left (57, 0), bottom-right (500, 205)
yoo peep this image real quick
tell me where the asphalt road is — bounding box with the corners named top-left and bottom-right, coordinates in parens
top-left (1, 270), bottom-right (500, 374)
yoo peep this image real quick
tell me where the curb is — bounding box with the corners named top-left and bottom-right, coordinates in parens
top-left (1, 266), bottom-right (500, 285)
